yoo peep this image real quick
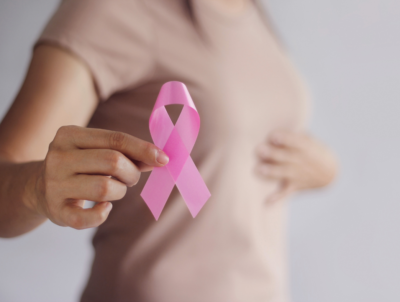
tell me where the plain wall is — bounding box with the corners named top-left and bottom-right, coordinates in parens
top-left (1, 0), bottom-right (400, 301)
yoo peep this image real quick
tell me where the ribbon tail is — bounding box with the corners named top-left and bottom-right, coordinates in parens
top-left (176, 157), bottom-right (211, 218)
top-left (140, 166), bottom-right (175, 220)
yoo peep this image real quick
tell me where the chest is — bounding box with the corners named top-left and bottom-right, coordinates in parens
top-left (154, 6), bottom-right (309, 146)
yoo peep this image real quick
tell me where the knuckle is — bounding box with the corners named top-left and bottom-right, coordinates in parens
top-left (143, 142), bottom-right (155, 160)
top-left (56, 125), bottom-right (70, 137)
top-left (141, 141), bottom-right (155, 160)
top-left (96, 178), bottom-right (112, 201)
top-left (48, 138), bottom-right (62, 152)
top-left (48, 141), bottom-right (57, 152)
top-left (45, 149), bottom-right (63, 168)
top-left (98, 206), bottom-right (110, 222)
top-left (109, 132), bottom-right (127, 150)
top-left (132, 170), bottom-right (141, 186)
top-left (69, 214), bottom-right (85, 230)
top-left (55, 125), bottom-right (72, 140)
top-left (117, 185), bottom-right (128, 200)
top-left (106, 151), bottom-right (124, 173)
top-left (52, 125), bottom-right (79, 148)
top-left (44, 155), bottom-right (66, 185)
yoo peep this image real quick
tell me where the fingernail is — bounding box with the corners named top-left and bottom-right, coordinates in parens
top-left (156, 150), bottom-right (169, 165)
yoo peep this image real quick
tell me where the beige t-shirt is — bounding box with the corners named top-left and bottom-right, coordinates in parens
top-left (38, 0), bottom-right (310, 301)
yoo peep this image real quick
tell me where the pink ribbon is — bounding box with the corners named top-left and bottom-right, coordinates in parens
top-left (140, 81), bottom-right (211, 220)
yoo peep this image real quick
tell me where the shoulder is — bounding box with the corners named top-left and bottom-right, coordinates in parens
top-left (42, 0), bottom-right (157, 54)
top-left (38, 0), bottom-right (160, 100)
top-left (42, 0), bottom-right (158, 41)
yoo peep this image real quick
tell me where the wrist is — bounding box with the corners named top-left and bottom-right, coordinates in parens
top-left (0, 160), bottom-right (47, 237)
top-left (20, 161), bottom-right (47, 219)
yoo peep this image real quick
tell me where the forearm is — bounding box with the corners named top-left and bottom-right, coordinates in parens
top-left (0, 46), bottom-right (100, 237)
top-left (0, 158), bottom-right (46, 238)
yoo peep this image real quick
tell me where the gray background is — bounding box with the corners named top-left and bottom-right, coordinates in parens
top-left (0, 0), bottom-right (399, 301)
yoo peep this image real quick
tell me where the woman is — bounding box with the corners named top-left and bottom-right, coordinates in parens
top-left (0, 0), bottom-right (337, 301)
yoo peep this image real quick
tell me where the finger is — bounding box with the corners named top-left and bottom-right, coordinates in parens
top-left (256, 163), bottom-right (295, 181)
top-left (269, 131), bottom-right (307, 150)
top-left (56, 126), bottom-right (169, 167)
top-left (266, 180), bottom-right (295, 203)
top-left (256, 144), bottom-right (296, 164)
top-left (61, 175), bottom-right (128, 202)
top-left (61, 201), bottom-right (112, 230)
top-left (134, 161), bottom-right (154, 172)
top-left (67, 149), bottom-right (140, 186)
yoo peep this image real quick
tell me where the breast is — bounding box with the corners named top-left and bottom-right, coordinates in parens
top-left (188, 12), bottom-right (310, 155)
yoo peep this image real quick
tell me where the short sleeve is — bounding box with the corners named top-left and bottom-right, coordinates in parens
top-left (35, 0), bottom-right (155, 100)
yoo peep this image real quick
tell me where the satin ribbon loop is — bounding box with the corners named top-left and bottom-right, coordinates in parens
top-left (141, 81), bottom-right (211, 220)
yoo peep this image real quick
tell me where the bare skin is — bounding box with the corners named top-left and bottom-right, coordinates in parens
top-left (256, 131), bottom-right (338, 202)
top-left (0, 45), bottom-right (169, 238)
top-left (0, 6), bottom-right (337, 237)
top-left (206, 0), bottom-right (248, 14)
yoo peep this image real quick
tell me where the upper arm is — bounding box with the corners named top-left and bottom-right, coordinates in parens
top-left (0, 44), bottom-right (98, 162)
